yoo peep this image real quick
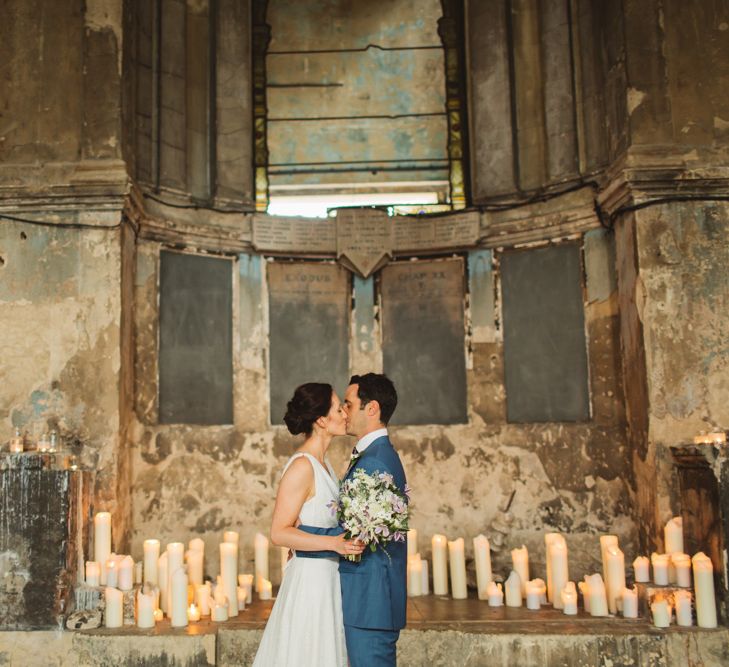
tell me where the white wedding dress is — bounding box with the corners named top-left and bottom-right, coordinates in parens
top-left (253, 452), bottom-right (347, 667)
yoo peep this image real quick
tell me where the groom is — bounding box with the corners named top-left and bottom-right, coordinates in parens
top-left (298, 373), bottom-right (408, 667)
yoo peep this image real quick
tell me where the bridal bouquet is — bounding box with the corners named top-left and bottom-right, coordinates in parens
top-left (329, 469), bottom-right (410, 561)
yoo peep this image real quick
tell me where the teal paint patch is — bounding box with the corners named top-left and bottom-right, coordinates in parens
top-left (584, 228), bottom-right (617, 302)
top-left (468, 250), bottom-right (495, 341)
top-left (239, 254), bottom-right (263, 346)
top-left (353, 274), bottom-right (375, 356)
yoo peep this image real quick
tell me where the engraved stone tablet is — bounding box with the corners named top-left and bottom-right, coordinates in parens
top-left (252, 214), bottom-right (336, 254)
top-left (394, 210), bottom-right (480, 253)
top-left (336, 208), bottom-right (393, 278)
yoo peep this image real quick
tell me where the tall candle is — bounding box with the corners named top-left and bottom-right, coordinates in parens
top-left (674, 589), bottom-right (693, 627)
top-left (259, 578), bottom-right (273, 600)
top-left (473, 534), bottom-right (492, 600)
top-left (672, 553), bottom-right (691, 588)
top-left (104, 587), bottom-right (123, 628)
top-left (118, 555), bottom-right (134, 591)
top-left (431, 535), bottom-right (448, 596)
top-left (223, 530), bottom-right (239, 544)
top-left (692, 552), bottom-right (718, 628)
top-left (196, 584), bottom-right (211, 616)
top-left (487, 581), bottom-right (503, 607)
top-left (633, 556), bottom-right (650, 583)
top-left (651, 553), bottom-right (669, 586)
top-left (94, 513), bottom-right (112, 585)
top-left (664, 517), bottom-right (684, 554)
top-left (525, 579), bottom-right (542, 610)
top-left (447, 538), bottom-right (467, 599)
top-left (548, 536), bottom-right (569, 609)
top-left (167, 543), bottom-right (184, 615)
top-left (510, 546), bottom-right (529, 596)
top-left (605, 546), bottom-right (625, 615)
top-left (586, 574), bottom-right (608, 617)
top-left (254, 533), bottom-right (269, 593)
top-left (105, 558), bottom-right (118, 589)
top-left (599, 535), bottom-right (618, 592)
top-left (621, 586), bottom-right (638, 618)
top-left (651, 597), bottom-right (671, 627)
top-left (137, 589), bottom-right (156, 628)
top-left (143, 539), bottom-right (160, 586)
top-left (407, 529), bottom-right (418, 558)
top-left (158, 552), bottom-right (168, 614)
top-left (544, 533), bottom-right (560, 603)
top-left (421, 559), bottom-right (430, 596)
top-left (561, 582), bottom-right (578, 615)
top-left (189, 537), bottom-right (205, 553)
top-left (505, 570), bottom-right (522, 607)
top-left (407, 554), bottom-right (423, 597)
top-left (186, 549), bottom-right (204, 587)
top-left (221, 542), bottom-right (239, 617)
top-left (85, 561), bottom-right (100, 587)
top-left (170, 567), bottom-right (188, 627)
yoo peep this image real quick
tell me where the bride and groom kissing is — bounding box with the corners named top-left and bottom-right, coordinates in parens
top-left (253, 373), bottom-right (408, 667)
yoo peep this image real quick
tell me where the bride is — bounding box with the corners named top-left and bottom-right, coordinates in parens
top-left (253, 382), bottom-right (364, 667)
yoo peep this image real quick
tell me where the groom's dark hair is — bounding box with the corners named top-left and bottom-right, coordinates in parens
top-left (349, 373), bottom-right (397, 425)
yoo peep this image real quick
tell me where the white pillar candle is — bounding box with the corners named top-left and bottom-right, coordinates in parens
top-left (692, 552), bottom-right (718, 628)
top-left (674, 589), bottom-right (693, 627)
top-left (525, 579), bottom-right (542, 610)
top-left (94, 512), bottom-right (112, 585)
top-left (447, 538), bottom-right (467, 599)
top-left (104, 587), bottom-right (123, 628)
top-left (407, 529), bottom-right (418, 557)
top-left (561, 582), bottom-right (578, 615)
top-left (548, 536), bottom-right (569, 610)
top-left (544, 532), bottom-right (560, 603)
top-left (223, 530), bottom-right (239, 544)
top-left (651, 553), bottom-right (669, 586)
top-left (651, 598), bottom-right (671, 627)
top-left (118, 555), bottom-right (134, 591)
top-left (254, 533), bottom-right (269, 592)
top-left (237, 586), bottom-right (247, 611)
top-left (85, 561), bottom-right (100, 587)
top-left (196, 584), bottom-right (211, 616)
top-left (633, 556), bottom-right (650, 583)
top-left (166, 543), bottom-right (184, 614)
top-left (259, 578), bottom-right (273, 600)
top-left (158, 552), bottom-right (169, 614)
top-left (134, 561), bottom-right (143, 585)
top-left (105, 558), bottom-right (118, 589)
top-left (578, 580), bottom-right (591, 613)
top-left (136, 589), bottom-right (156, 628)
top-left (431, 534), bottom-right (448, 596)
top-left (510, 546), bottom-right (529, 596)
top-left (238, 574), bottom-right (254, 604)
top-left (170, 567), bottom-right (189, 627)
top-left (211, 600), bottom-right (229, 622)
top-left (505, 571), bottom-right (522, 607)
top-left (486, 581), bottom-right (503, 607)
top-left (473, 534), bottom-right (492, 601)
top-left (672, 553), bottom-right (692, 588)
top-left (143, 539), bottom-right (160, 586)
top-left (220, 542), bottom-right (240, 617)
top-left (621, 586), bottom-right (638, 618)
top-left (420, 559), bottom-right (430, 596)
top-left (187, 603), bottom-right (201, 622)
top-left (605, 546), bottom-right (625, 614)
top-left (186, 549), bottom-right (204, 587)
top-left (664, 517), bottom-right (684, 555)
top-left (189, 537), bottom-right (205, 553)
top-left (586, 574), bottom-right (608, 617)
top-left (534, 578), bottom-right (547, 604)
top-left (407, 554), bottom-right (423, 597)
top-left (599, 535), bottom-right (618, 592)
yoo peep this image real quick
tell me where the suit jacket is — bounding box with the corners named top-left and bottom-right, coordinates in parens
top-left (297, 434), bottom-right (408, 631)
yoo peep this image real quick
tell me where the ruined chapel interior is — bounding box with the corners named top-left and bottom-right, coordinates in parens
top-left (1, 0), bottom-right (729, 665)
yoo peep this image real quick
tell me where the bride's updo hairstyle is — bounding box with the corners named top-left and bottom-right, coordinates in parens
top-left (283, 382), bottom-right (333, 436)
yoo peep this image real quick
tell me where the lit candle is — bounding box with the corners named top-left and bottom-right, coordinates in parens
top-left (238, 574), bottom-right (254, 604)
top-left (94, 512), bottom-right (112, 585)
top-left (578, 580), bottom-right (591, 614)
top-left (505, 570), bottom-right (522, 607)
top-left (104, 587), bottom-right (123, 628)
top-left (473, 535), bottom-right (492, 600)
top-left (407, 554), bottom-right (423, 597)
top-left (153, 608), bottom-right (164, 622)
top-left (692, 552), bottom-right (718, 628)
top-left (599, 535), bottom-right (618, 592)
top-left (605, 546), bottom-right (625, 614)
top-left (170, 567), bottom-right (189, 627)
top-left (586, 574), bottom-right (608, 617)
top-left (134, 561), bottom-right (143, 585)
top-left (633, 556), bottom-right (650, 583)
top-left (9, 429), bottom-right (23, 453)
top-left (186, 548), bottom-right (204, 587)
top-left (420, 559), bottom-right (430, 596)
top-left (525, 579), bottom-right (542, 610)
top-left (85, 561), bottom-right (100, 587)
top-left (118, 555), bottom-right (134, 591)
top-left (561, 582), bottom-right (578, 615)
top-left (486, 581), bottom-right (503, 607)
top-left (196, 584), bottom-right (211, 616)
top-left (693, 432), bottom-right (727, 445)
top-left (407, 529), bottom-right (418, 558)
top-left (431, 534), bottom-right (448, 596)
top-left (259, 578), bottom-right (273, 600)
top-left (510, 546), bottom-right (529, 597)
top-left (674, 589), bottom-right (693, 627)
top-left (672, 553), bottom-right (691, 588)
top-left (105, 558), bottom-right (118, 588)
top-left (136, 590), bottom-right (156, 628)
top-left (143, 539), bottom-right (160, 586)
top-left (220, 542), bottom-right (239, 617)
top-left (158, 552), bottom-right (169, 614)
top-left (547, 536), bottom-right (569, 609)
top-left (237, 586), bottom-right (247, 611)
top-left (621, 586), bottom-right (638, 618)
top-left (187, 603), bottom-right (201, 622)
top-left (254, 533), bottom-right (269, 592)
top-left (447, 538), bottom-right (467, 599)
top-left (651, 553), bottom-right (669, 586)
top-left (651, 597), bottom-right (671, 627)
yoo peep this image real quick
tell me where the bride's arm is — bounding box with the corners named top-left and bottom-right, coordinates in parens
top-left (269, 457), bottom-right (363, 557)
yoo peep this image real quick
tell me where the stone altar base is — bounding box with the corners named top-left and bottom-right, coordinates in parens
top-left (2, 596), bottom-right (728, 666)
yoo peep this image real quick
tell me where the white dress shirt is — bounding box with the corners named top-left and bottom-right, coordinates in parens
top-left (355, 427), bottom-right (389, 455)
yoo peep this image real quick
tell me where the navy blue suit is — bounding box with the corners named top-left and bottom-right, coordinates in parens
top-left (298, 435), bottom-right (407, 666)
